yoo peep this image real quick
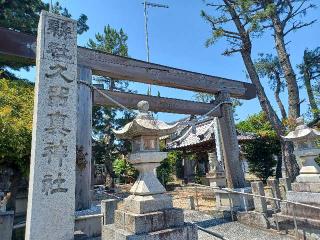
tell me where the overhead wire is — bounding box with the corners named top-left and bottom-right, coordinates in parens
top-left (77, 80), bottom-right (232, 131)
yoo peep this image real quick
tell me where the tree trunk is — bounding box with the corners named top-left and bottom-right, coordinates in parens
top-left (274, 72), bottom-right (287, 119)
top-left (280, 140), bottom-right (300, 180)
top-left (304, 69), bottom-right (319, 119)
top-left (275, 154), bottom-right (282, 179)
top-left (265, 0), bottom-right (300, 119)
top-left (104, 158), bottom-right (115, 189)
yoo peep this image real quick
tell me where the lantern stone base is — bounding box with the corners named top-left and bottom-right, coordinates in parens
top-left (296, 173), bottom-right (320, 183)
top-left (214, 187), bottom-right (254, 211)
top-left (292, 182), bottom-right (320, 192)
top-left (278, 180), bottom-right (320, 223)
top-left (122, 194), bottom-right (173, 214)
top-left (102, 195), bottom-right (198, 240)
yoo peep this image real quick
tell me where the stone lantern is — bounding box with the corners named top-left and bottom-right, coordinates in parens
top-left (283, 117), bottom-right (320, 183)
top-left (113, 100), bottom-right (178, 195)
top-left (103, 101), bottom-right (198, 240)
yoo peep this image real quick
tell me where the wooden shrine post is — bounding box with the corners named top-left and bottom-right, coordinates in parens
top-left (216, 92), bottom-right (246, 189)
top-left (76, 66), bottom-right (92, 210)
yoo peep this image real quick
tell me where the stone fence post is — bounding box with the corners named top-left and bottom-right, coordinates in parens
top-left (279, 177), bottom-right (292, 199)
top-left (187, 196), bottom-right (195, 210)
top-left (267, 179), bottom-right (281, 209)
top-left (0, 211), bottom-right (14, 240)
top-left (101, 199), bottom-right (119, 225)
top-left (251, 181), bottom-right (267, 213)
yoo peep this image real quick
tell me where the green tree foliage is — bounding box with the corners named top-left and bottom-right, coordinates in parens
top-left (88, 26), bottom-right (134, 186)
top-left (0, 0), bottom-right (88, 35)
top-left (237, 112), bottom-right (281, 180)
top-left (156, 151), bottom-right (183, 186)
top-left (237, 112), bottom-right (276, 138)
top-left (255, 54), bottom-right (287, 119)
top-left (0, 0), bottom-right (89, 77)
top-left (51, 1), bottom-right (89, 35)
top-left (241, 138), bottom-right (278, 182)
top-left (88, 25), bottom-right (128, 56)
top-left (0, 0), bottom-right (48, 34)
top-left (0, 77), bottom-right (34, 174)
top-left (113, 158), bottom-right (137, 183)
top-left (0, 76), bottom-right (34, 209)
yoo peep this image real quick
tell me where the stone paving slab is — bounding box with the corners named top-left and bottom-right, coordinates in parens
top-left (184, 210), bottom-right (294, 240)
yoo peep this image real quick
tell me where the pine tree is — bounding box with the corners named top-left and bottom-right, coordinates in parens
top-left (88, 26), bottom-right (134, 188)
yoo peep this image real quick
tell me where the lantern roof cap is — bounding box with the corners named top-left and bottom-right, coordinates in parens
top-left (113, 101), bottom-right (179, 139)
top-left (283, 117), bottom-right (320, 141)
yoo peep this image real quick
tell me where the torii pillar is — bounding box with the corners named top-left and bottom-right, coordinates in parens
top-left (214, 92), bottom-right (253, 211)
top-left (216, 91), bottom-right (245, 188)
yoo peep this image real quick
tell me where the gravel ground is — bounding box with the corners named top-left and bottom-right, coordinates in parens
top-left (184, 210), bottom-right (294, 240)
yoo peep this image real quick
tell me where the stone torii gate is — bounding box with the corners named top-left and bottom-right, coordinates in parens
top-left (0, 11), bottom-right (256, 239)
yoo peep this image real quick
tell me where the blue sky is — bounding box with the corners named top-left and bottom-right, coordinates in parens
top-left (15, 0), bottom-right (320, 123)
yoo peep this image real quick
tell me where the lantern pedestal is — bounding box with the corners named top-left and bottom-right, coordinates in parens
top-left (128, 152), bottom-right (167, 195)
top-left (295, 157), bottom-right (320, 183)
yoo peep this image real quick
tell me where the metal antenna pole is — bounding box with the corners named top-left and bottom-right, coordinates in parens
top-left (142, 1), bottom-right (169, 95)
top-left (144, 0), bottom-right (150, 63)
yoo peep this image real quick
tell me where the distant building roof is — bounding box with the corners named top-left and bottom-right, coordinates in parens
top-left (165, 117), bottom-right (256, 151)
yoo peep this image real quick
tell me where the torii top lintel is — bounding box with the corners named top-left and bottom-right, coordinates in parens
top-left (0, 27), bottom-right (256, 100)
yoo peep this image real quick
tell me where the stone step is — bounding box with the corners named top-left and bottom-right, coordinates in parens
top-left (102, 223), bottom-right (198, 240)
top-left (280, 202), bottom-right (320, 221)
top-left (114, 208), bottom-right (184, 234)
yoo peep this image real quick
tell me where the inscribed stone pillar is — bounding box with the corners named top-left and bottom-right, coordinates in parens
top-left (25, 11), bottom-right (77, 240)
top-left (216, 92), bottom-right (245, 188)
top-left (76, 66), bottom-right (92, 210)
top-left (251, 181), bottom-right (267, 213)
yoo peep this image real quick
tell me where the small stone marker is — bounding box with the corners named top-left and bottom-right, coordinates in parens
top-left (101, 199), bottom-right (119, 225)
top-left (25, 11), bottom-right (77, 240)
top-left (187, 195), bottom-right (196, 210)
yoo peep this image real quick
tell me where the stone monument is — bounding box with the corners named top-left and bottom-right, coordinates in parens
top-left (206, 151), bottom-right (226, 188)
top-left (103, 101), bottom-right (198, 239)
top-left (280, 117), bottom-right (320, 220)
top-left (25, 11), bottom-right (78, 240)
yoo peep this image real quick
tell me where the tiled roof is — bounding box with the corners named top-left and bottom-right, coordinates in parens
top-left (166, 117), bottom-right (256, 150)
